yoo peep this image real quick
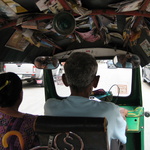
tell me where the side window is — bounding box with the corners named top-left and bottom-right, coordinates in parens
top-left (52, 60), bottom-right (132, 97)
top-left (52, 63), bottom-right (70, 96)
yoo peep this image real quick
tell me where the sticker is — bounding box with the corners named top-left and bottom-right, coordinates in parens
top-left (118, 84), bottom-right (127, 94)
top-left (49, 0), bottom-right (64, 14)
top-left (140, 39), bottom-right (150, 56)
top-left (36, 0), bottom-right (49, 11)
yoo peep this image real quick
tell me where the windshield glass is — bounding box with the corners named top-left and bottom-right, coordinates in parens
top-left (52, 60), bottom-right (132, 98)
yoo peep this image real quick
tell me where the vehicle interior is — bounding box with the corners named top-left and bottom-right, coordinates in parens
top-left (0, 0), bottom-right (150, 150)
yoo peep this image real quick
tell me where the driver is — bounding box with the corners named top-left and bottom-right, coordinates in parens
top-left (115, 54), bottom-right (132, 68)
top-left (44, 52), bottom-right (128, 147)
top-left (34, 56), bottom-right (59, 69)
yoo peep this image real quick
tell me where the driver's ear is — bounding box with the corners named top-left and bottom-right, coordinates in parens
top-left (62, 74), bottom-right (69, 87)
top-left (93, 75), bottom-right (100, 88)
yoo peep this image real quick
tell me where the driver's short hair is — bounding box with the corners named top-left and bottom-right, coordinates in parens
top-left (64, 52), bottom-right (98, 90)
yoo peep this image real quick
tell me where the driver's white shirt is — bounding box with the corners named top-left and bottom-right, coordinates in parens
top-left (44, 96), bottom-right (127, 146)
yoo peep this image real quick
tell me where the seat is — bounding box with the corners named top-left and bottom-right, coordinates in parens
top-left (32, 116), bottom-right (109, 150)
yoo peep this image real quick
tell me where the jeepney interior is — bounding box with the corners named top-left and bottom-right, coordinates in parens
top-left (0, 0), bottom-right (150, 150)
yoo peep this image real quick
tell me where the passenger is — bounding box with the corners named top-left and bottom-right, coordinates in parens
top-left (44, 52), bottom-right (128, 147)
top-left (0, 72), bottom-right (39, 150)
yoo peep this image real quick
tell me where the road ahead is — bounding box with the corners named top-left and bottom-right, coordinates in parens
top-left (19, 81), bottom-right (45, 115)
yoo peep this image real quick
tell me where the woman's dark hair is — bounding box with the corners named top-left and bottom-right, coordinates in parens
top-left (0, 72), bottom-right (22, 107)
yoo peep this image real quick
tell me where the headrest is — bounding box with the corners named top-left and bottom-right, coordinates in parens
top-left (34, 116), bottom-right (107, 133)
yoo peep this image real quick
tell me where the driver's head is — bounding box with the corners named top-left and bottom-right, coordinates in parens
top-left (34, 56), bottom-right (47, 69)
top-left (63, 52), bottom-right (98, 91)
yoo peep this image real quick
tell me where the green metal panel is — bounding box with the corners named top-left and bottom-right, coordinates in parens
top-left (127, 117), bottom-right (140, 132)
top-left (121, 106), bottom-right (144, 150)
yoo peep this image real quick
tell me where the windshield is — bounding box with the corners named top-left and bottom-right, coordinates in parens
top-left (52, 60), bottom-right (132, 98)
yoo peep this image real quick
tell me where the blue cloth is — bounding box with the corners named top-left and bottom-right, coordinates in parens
top-left (116, 62), bottom-right (132, 68)
top-left (47, 63), bottom-right (55, 69)
top-left (44, 96), bottom-right (127, 146)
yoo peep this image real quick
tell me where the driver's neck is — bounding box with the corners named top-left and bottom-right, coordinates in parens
top-left (70, 86), bottom-right (92, 98)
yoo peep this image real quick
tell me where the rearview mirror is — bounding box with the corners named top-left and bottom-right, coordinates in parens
top-left (34, 56), bottom-right (59, 69)
top-left (113, 54), bottom-right (140, 68)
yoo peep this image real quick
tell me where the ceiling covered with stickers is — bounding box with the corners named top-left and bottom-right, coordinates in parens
top-left (0, 0), bottom-right (150, 66)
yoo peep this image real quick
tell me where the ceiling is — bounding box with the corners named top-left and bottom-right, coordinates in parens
top-left (0, 0), bottom-right (150, 66)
